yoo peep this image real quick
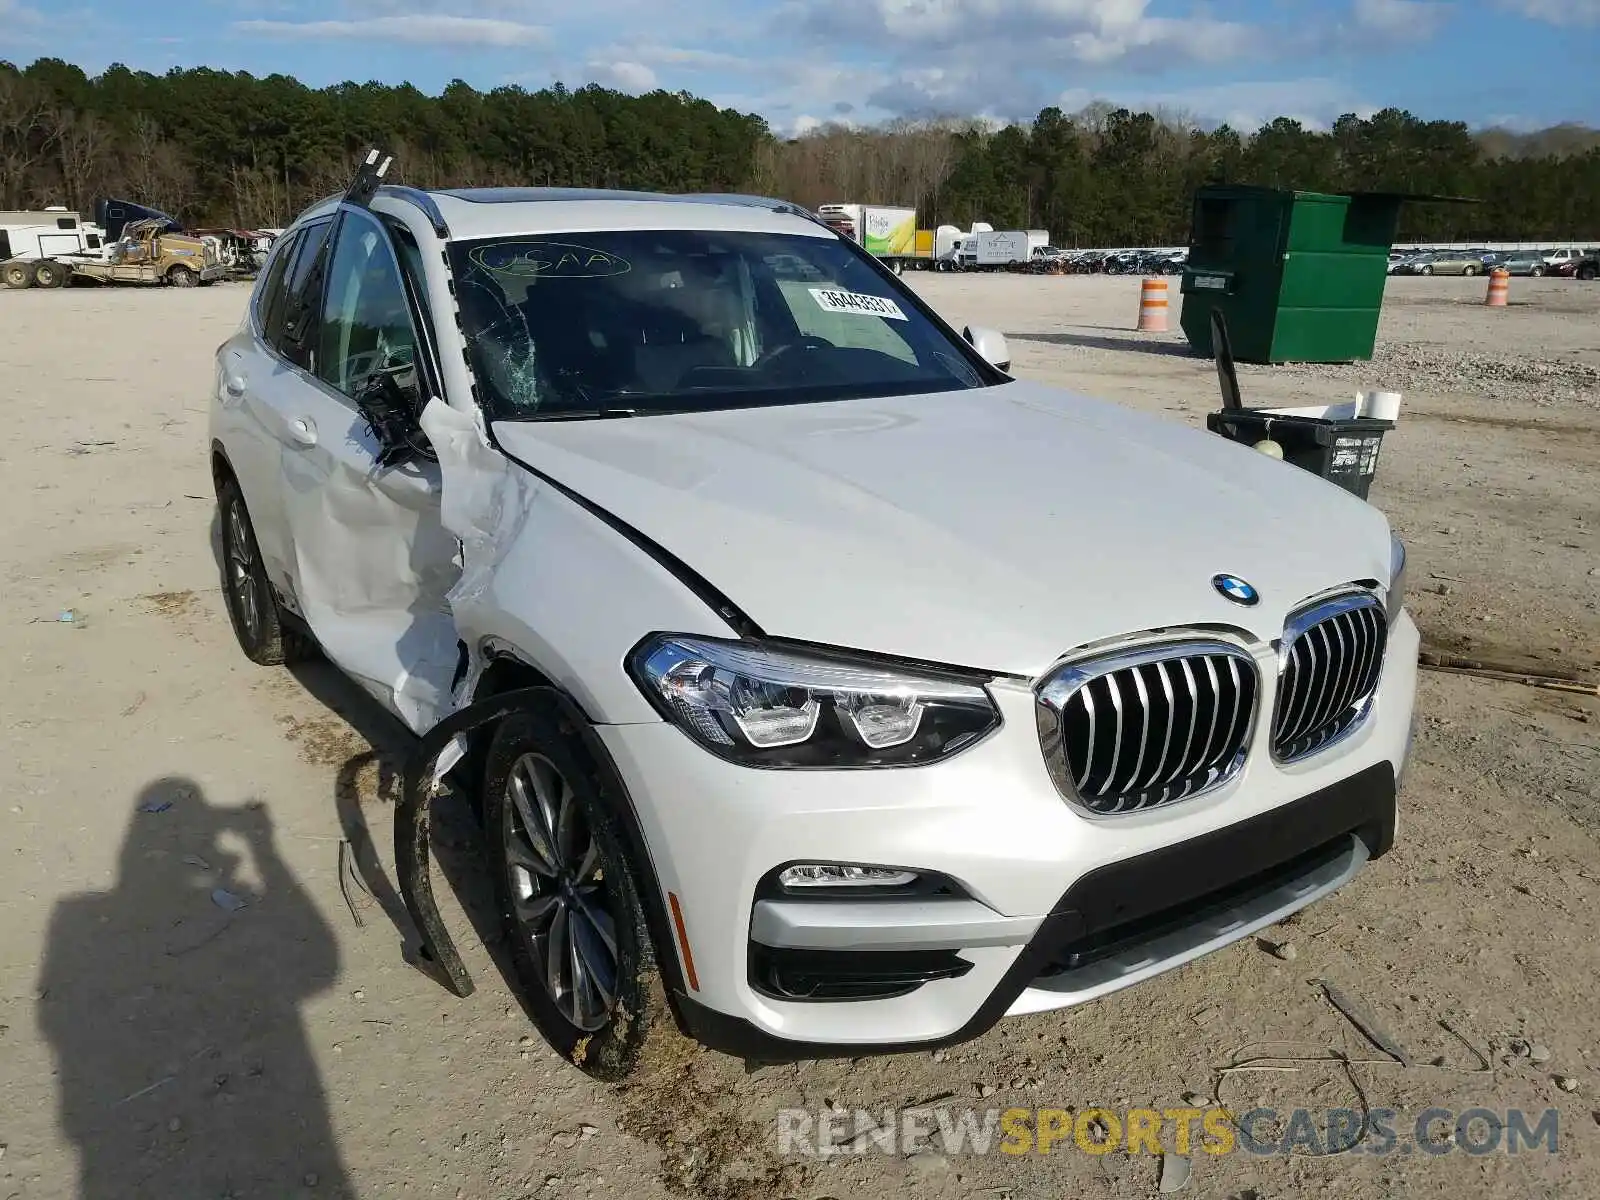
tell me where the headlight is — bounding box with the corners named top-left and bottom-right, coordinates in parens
top-left (1387, 533), bottom-right (1407, 623)
top-left (629, 635), bottom-right (1001, 768)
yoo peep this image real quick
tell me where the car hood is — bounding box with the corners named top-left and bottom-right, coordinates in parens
top-left (492, 382), bottom-right (1393, 677)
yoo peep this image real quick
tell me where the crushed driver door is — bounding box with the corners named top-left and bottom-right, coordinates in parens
top-left (269, 206), bottom-right (462, 733)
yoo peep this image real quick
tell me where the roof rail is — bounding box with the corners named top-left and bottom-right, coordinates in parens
top-left (677, 192), bottom-right (829, 228)
top-left (376, 185), bottom-right (450, 237)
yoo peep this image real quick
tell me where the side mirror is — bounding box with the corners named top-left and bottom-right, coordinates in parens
top-left (355, 363), bottom-right (429, 468)
top-left (963, 325), bottom-right (1011, 372)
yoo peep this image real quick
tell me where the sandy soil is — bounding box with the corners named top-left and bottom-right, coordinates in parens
top-left (0, 274), bottom-right (1596, 1200)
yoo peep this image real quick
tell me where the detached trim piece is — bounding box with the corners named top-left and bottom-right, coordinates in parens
top-left (396, 684), bottom-right (690, 1004)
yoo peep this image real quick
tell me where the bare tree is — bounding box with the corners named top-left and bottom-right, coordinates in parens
top-left (0, 74), bottom-right (59, 208)
top-left (119, 116), bottom-right (171, 205)
top-left (55, 110), bottom-right (111, 213)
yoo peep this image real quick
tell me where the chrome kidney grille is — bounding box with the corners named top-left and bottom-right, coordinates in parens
top-left (1036, 642), bottom-right (1260, 816)
top-left (1272, 593), bottom-right (1388, 763)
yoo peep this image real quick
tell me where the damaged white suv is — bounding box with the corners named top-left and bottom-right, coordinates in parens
top-left (210, 162), bottom-right (1417, 1078)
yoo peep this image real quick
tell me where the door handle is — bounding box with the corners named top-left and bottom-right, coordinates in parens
top-left (288, 416), bottom-right (318, 447)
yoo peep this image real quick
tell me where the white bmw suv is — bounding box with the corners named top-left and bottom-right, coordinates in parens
top-left (209, 160), bottom-right (1417, 1078)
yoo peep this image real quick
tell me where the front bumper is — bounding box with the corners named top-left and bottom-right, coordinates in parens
top-left (201, 262), bottom-right (227, 282)
top-left (597, 611), bottom-right (1419, 1058)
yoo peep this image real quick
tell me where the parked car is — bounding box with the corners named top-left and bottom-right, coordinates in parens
top-left (210, 170), bottom-right (1417, 1078)
top-left (1393, 250), bottom-right (1485, 276)
top-left (1387, 251), bottom-right (1441, 275)
top-left (1550, 250), bottom-right (1599, 280)
top-left (1496, 251), bottom-right (1551, 276)
top-left (1541, 248), bottom-right (1586, 269)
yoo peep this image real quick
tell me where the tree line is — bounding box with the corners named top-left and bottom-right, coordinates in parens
top-left (3, 57), bottom-right (1597, 245)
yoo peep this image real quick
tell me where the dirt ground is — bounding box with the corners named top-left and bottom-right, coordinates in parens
top-left (1, 273), bottom-right (1596, 1200)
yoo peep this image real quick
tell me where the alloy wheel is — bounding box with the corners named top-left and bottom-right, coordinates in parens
top-left (503, 752), bottom-right (618, 1032)
top-left (226, 501), bottom-right (261, 640)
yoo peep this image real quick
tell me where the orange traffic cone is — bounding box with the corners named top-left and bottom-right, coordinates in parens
top-left (1485, 268), bottom-right (1509, 307)
top-left (1137, 278), bottom-right (1169, 331)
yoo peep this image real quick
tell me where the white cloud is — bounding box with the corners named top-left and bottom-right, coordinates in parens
top-left (785, 0), bottom-right (1265, 68)
top-left (0, 0), bottom-right (47, 26)
top-left (1495, 0), bottom-right (1600, 23)
top-left (1054, 77), bottom-right (1378, 132)
top-left (587, 59), bottom-right (658, 92)
top-left (234, 13), bottom-right (547, 46)
top-left (595, 42), bottom-right (758, 74)
top-left (1351, 0), bottom-right (1448, 37)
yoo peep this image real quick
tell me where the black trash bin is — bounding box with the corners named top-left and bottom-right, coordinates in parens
top-left (1203, 306), bottom-right (1394, 500)
top-left (1207, 408), bottom-right (1394, 500)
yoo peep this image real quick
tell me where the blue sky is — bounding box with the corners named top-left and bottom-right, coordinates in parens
top-left (2, 0), bottom-right (1596, 134)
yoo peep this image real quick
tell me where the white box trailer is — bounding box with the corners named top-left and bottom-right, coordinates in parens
top-left (959, 229), bottom-right (1035, 269)
top-left (0, 208), bottom-right (103, 262)
top-left (817, 203), bottom-right (920, 271)
top-left (933, 222), bottom-right (993, 270)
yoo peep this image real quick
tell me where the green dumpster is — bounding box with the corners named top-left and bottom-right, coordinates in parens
top-left (1179, 186), bottom-right (1406, 364)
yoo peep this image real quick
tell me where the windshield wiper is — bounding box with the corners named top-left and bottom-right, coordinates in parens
top-left (521, 407), bottom-right (644, 421)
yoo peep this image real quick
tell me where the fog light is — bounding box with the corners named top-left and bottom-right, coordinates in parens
top-left (777, 864), bottom-right (918, 889)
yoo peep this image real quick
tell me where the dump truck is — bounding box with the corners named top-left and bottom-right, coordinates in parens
top-left (2, 218), bottom-right (225, 289)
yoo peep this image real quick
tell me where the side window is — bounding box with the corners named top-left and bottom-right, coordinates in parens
top-left (255, 230), bottom-right (300, 346)
top-left (277, 219), bottom-right (334, 370)
top-left (316, 213), bottom-right (421, 404)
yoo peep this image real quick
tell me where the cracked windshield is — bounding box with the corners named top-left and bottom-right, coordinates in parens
top-left (448, 229), bottom-right (991, 418)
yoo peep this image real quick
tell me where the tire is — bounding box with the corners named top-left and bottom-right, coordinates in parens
top-left (483, 709), bottom-right (662, 1081)
top-left (1529, 265), bottom-right (1544, 277)
top-left (3, 261), bottom-right (34, 289)
top-left (1579, 265), bottom-right (1597, 281)
top-left (168, 265), bottom-right (197, 287)
top-left (1419, 265), bottom-right (1432, 276)
top-left (1463, 265), bottom-right (1478, 277)
top-left (32, 260), bottom-right (67, 288)
top-left (217, 475), bottom-right (295, 665)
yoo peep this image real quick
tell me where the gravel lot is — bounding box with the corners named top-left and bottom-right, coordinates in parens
top-left (1, 274), bottom-right (1596, 1200)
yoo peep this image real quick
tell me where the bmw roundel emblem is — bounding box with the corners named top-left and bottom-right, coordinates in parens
top-left (1212, 574), bottom-right (1260, 606)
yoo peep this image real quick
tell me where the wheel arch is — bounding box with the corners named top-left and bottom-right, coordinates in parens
top-left (405, 658), bottom-right (693, 1014)
top-left (210, 440), bottom-right (238, 490)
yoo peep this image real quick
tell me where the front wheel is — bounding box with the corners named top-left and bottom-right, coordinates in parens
top-left (168, 265), bottom-right (197, 287)
top-left (484, 710), bottom-right (666, 1080)
top-left (1529, 265), bottom-right (1544, 277)
top-left (1463, 265), bottom-right (1478, 276)
top-left (1419, 265), bottom-right (1433, 276)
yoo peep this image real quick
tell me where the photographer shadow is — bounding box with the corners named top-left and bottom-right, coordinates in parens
top-left (37, 778), bottom-right (351, 1199)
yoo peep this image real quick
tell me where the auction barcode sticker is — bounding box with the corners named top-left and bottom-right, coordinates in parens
top-left (809, 288), bottom-right (908, 320)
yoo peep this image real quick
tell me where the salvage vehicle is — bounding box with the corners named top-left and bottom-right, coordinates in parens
top-left (209, 152), bottom-right (1418, 1079)
top-left (4, 217), bottom-right (224, 289)
top-left (1550, 250), bottom-right (1599, 281)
